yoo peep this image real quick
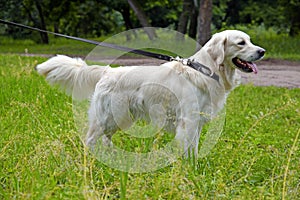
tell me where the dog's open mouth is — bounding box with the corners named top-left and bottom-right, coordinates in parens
top-left (232, 57), bottom-right (258, 74)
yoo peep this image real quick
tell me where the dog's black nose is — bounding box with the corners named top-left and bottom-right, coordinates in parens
top-left (257, 49), bottom-right (265, 57)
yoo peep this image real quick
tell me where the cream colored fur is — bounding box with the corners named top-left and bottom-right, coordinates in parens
top-left (36, 30), bottom-right (264, 157)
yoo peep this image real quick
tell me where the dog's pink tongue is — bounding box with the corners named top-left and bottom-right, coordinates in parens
top-left (249, 62), bottom-right (258, 74)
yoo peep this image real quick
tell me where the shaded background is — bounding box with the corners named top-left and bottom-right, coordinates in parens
top-left (0, 0), bottom-right (299, 46)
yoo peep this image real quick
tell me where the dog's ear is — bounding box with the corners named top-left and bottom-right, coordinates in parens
top-left (206, 33), bottom-right (227, 65)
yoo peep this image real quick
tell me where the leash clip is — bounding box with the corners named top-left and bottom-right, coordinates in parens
top-left (172, 56), bottom-right (190, 66)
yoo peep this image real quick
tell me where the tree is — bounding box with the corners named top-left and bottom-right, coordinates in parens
top-left (33, 0), bottom-right (48, 43)
top-left (176, 0), bottom-right (192, 40)
top-left (101, 0), bottom-right (137, 41)
top-left (279, 0), bottom-right (300, 36)
top-left (176, 0), bottom-right (198, 40)
top-left (127, 0), bottom-right (157, 40)
top-left (20, 0), bottom-right (50, 43)
top-left (188, 5), bottom-right (198, 39)
top-left (197, 0), bottom-right (212, 47)
top-left (216, 0), bottom-right (300, 36)
top-left (0, 0), bottom-right (26, 38)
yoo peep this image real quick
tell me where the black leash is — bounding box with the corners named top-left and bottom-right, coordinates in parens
top-left (0, 19), bottom-right (219, 82)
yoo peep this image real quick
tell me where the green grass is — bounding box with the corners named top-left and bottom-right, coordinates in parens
top-left (1, 26), bottom-right (300, 60)
top-left (0, 36), bottom-right (95, 56)
top-left (0, 54), bottom-right (299, 199)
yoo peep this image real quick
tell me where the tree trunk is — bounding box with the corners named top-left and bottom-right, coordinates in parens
top-left (34, 0), bottom-right (49, 44)
top-left (127, 0), bottom-right (157, 40)
top-left (289, 12), bottom-right (300, 37)
top-left (120, 6), bottom-right (138, 41)
top-left (197, 0), bottom-right (212, 47)
top-left (176, 0), bottom-right (193, 40)
top-left (188, 5), bottom-right (198, 39)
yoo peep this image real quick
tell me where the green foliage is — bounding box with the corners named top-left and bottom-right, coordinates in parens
top-left (0, 55), bottom-right (300, 199)
top-left (143, 0), bottom-right (183, 27)
top-left (1, 0), bottom-right (300, 40)
top-left (59, 1), bottom-right (125, 37)
top-left (213, 0), bottom-right (300, 35)
top-left (0, 0), bottom-right (125, 40)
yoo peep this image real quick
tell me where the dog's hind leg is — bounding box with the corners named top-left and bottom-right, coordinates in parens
top-left (85, 118), bottom-right (104, 150)
top-left (85, 97), bottom-right (118, 150)
top-left (85, 118), bottom-right (116, 150)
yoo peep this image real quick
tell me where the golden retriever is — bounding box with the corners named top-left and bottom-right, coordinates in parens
top-left (36, 30), bottom-right (265, 157)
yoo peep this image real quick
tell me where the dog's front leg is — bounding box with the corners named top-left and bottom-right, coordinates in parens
top-left (175, 118), bottom-right (200, 158)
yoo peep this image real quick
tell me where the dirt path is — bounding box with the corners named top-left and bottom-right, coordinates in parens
top-left (239, 59), bottom-right (300, 89)
top-left (21, 54), bottom-right (300, 88)
top-left (97, 57), bottom-right (300, 89)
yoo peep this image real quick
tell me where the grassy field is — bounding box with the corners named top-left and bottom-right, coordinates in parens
top-left (0, 54), bottom-right (299, 199)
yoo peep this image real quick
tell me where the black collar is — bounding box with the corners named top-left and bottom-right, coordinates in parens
top-left (172, 57), bottom-right (219, 82)
top-left (187, 60), bottom-right (220, 82)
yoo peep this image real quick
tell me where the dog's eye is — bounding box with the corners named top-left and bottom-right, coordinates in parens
top-left (238, 41), bottom-right (246, 45)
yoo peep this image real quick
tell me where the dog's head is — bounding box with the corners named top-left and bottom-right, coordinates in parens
top-left (206, 30), bottom-right (265, 74)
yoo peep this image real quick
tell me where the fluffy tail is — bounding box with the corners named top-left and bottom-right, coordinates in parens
top-left (35, 55), bottom-right (107, 100)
